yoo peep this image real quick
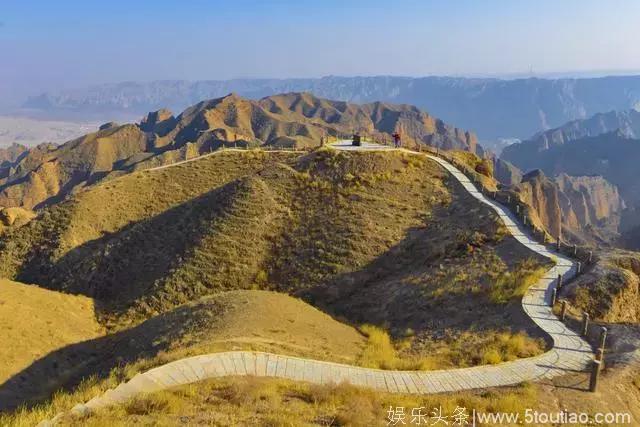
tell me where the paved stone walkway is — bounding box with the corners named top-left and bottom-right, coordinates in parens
top-left (38, 142), bottom-right (593, 425)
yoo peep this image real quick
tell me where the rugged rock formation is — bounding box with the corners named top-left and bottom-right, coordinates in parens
top-left (139, 109), bottom-right (176, 135)
top-left (147, 92), bottom-right (479, 153)
top-left (502, 111), bottom-right (640, 248)
top-left (493, 158), bottom-right (522, 185)
top-left (0, 143), bottom-right (29, 166)
top-left (0, 143), bottom-right (30, 181)
top-left (513, 170), bottom-right (563, 239)
top-left (502, 131), bottom-right (640, 221)
top-left (0, 126), bottom-right (147, 209)
top-left (564, 251), bottom-right (640, 323)
top-left (555, 174), bottom-right (625, 233)
top-left (0, 207), bottom-right (35, 235)
top-left (0, 93), bottom-right (477, 209)
top-left (510, 170), bottom-right (625, 244)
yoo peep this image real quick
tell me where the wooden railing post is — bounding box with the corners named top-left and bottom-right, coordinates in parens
top-left (589, 359), bottom-right (601, 392)
top-left (596, 327), bottom-right (607, 365)
top-left (581, 312), bottom-right (590, 336)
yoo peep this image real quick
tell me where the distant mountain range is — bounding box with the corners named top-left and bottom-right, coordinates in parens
top-left (504, 109), bottom-right (640, 156)
top-left (22, 75), bottom-right (640, 144)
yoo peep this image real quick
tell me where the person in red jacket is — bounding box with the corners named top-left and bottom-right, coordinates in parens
top-left (392, 132), bottom-right (401, 148)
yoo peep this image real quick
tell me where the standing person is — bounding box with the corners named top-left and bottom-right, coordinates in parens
top-left (392, 131), bottom-right (401, 148)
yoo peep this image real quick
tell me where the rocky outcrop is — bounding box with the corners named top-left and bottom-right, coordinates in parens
top-left (140, 109), bottom-right (176, 136)
top-left (564, 251), bottom-right (640, 323)
top-left (0, 207), bottom-right (35, 235)
top-left (502, 131), bottom-right (640, 223)
top-left (510, 170), bottom-right (625, 244)
top-left (555, 174), bottom-right (625, 232)
top-left (0, 143), bottom-right (29, 166)
top-left (0, 143), bottom-right (29, 182)
top-left (493, 158), bottom-right (522, 185)
top-left (502, 111), bottom-right (640, 247)
top-left (513, 170), bottom-right (563, 238)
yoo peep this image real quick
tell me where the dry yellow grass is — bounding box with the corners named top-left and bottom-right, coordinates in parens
top-left (119, 290), bottom-right (367, 368)
top-left (358, 325), bottom-right (544, 370)
top-left (1, 375), bottom-right (539, 427)
top-left (489, 258), bottom-right (547, 304)
top-left (0, 290), bottom-right (365, 413)
top-left (53, 376), bottom-right (538, 427)
top-left (448, 150), bottom-right (498, 191)
top-left (0, 279), bottom-right (103, 384)
top-left (8, 365), bottom-right (640, 427)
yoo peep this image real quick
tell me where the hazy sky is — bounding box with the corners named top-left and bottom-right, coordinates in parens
top-left (1, 0), bottom-right (640, 106)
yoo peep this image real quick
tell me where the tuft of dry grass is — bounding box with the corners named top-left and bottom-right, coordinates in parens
top-left (358, 324), bottom-right (402, 369)
top-left (489, 258), bottom-right (547, 304)
top-left (122, 391), bottom-right (184, 415)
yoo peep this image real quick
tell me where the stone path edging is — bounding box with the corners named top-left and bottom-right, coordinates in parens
top-left (37, 142), bottom-right (593, 425)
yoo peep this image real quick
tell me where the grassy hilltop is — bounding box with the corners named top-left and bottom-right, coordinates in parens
top-left (0, 146), bottom-right (565, 426)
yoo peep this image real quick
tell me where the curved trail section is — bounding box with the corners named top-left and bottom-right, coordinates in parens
top-left (40, 142), bottom-right (593, 423)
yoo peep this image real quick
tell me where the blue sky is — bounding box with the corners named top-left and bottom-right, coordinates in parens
top-left (1, 0), bottom-right (640, 105)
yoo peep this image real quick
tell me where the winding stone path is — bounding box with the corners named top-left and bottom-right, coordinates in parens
top-left (37, 142), bottom-right (593, 425)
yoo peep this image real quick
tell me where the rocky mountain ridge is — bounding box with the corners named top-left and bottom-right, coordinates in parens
top-left (0, 92), bottom-right (477, 210)
top-left (502, 109), bottom-right (640, 161)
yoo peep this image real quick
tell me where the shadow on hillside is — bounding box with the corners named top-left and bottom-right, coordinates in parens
top-left (0, 299), bottom-right (219, 412)
top-left (16, 177), bottom-right (258, 320)
top-left (300, 179), bottom-right (550, 340)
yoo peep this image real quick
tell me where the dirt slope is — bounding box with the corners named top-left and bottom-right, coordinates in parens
top-left (0, 290), bottom-right (364, 412)
top-left (0, 279), bottom-right (103, 385)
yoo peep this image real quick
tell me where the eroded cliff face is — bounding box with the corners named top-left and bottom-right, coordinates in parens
top-left (513, 170), bottom-right (563, 238)
top-left (555, 174), bottom-right (625, 234)
top-left (564, 251), bottom-right (640, 323)
top-left (511, 170), bottom-right (625, 244)
top-left (493, 158), bottom-right (522, 186)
